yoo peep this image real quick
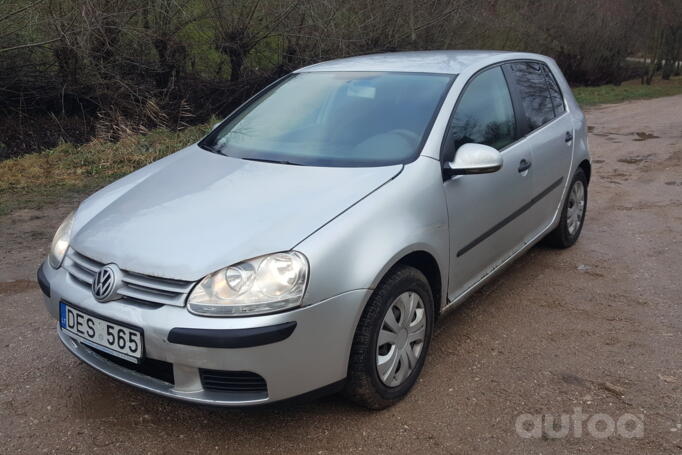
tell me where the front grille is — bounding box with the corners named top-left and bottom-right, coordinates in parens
top-left (199, 369), bottom-right (268, 395)
top-left (63, 249), bottom-right (194, 307)
top-left (88, 347), bottom-right (175, 385)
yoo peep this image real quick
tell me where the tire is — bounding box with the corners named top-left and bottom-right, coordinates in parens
top-left (344, 265), bottom-right (434, 410)
top-left (545, 167), bottom-right (588, 248)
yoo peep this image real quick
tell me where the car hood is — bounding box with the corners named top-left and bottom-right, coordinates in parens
top-left (71, 146), bottom-right (402, 281)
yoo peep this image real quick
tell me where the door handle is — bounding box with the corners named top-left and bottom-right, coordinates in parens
top-left (565, 131), bottom-right (573, 143)
top-left (518, 159), bottom-right (532, 173)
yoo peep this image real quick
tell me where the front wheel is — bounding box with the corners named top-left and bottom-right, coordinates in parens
top-left (344, 265), bottom-right (434, 409)
top-left (546, 168), bottom-right (588, 248)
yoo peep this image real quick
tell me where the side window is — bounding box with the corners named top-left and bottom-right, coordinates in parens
top-left (542, 65), bottom-right (565, 116)
top-left (509, 62), bottom-right (555, 131)
top-left (450, 66), bottom-right (516, 157)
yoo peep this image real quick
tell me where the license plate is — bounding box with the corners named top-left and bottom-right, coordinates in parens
top-left (60, 302), bottom-right (143, 363)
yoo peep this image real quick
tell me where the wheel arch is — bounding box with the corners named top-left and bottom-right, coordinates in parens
top-left (371, 249), bottom-right (445, 317)
top-left (578, 159), bottom-right (591, 184)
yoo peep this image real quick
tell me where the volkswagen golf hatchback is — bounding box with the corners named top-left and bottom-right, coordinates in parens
top-left (38, 51), bottom-right (590, 409)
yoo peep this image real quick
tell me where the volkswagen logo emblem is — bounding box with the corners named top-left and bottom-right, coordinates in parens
top-left (92, 264), bottom-right (121, 302)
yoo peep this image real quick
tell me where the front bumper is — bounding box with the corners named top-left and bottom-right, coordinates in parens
top-left (40, 261), bottom-right (369, 406)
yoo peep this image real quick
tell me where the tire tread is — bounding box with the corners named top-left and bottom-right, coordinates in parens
top-left (344, 265), bottom-right (433, 410)
top-left (545, 168), bottom-right (588, 249)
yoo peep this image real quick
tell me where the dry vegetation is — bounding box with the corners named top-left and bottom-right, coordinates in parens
top-left (2, 74), bottom-right (682, 216)
top-left (0, 122), bottom-right (210, 215)
top-left (1, 0), bottom-right (682, 215)
top-left (1, 0), bottom-right (681, 157)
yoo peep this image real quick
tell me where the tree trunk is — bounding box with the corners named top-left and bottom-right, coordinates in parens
top-left (661, 26), bottom-right (679, 80)
top-left (153, 38), bottom-right (172, 89)
top-left (228, 47), bottom-right (245, 82)
top-left (662, 61), bottom-right (674, 80)
top-left (646, 31), bottom-right (664, 85)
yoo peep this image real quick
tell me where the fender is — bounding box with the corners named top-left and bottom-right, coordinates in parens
top-left (295, 156), bottom-right (449, 311)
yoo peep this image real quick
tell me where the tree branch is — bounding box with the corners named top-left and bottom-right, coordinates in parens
top-left (0, 36), bottom-right (62, 53)
top-left (0, 0), bottom-right (46, 23)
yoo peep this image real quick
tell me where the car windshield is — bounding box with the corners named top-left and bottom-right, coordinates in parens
top-left (202, 72), bottom-right (454, 167)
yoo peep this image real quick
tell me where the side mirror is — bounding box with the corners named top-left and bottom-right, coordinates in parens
top-left (443, 143), bottom-right (503, 179)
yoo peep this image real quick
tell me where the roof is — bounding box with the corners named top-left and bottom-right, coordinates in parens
top-left (296, 50), bottom-right (515, 75)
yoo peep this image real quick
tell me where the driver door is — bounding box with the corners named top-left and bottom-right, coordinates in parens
top-left (442, 65), bottom-right (534, 300)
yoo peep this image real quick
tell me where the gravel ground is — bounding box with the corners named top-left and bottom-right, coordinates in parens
top-left (0, 95), bottom-right (681, 454)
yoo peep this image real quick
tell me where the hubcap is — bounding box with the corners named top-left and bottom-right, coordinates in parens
top-left (566, 180), bottom-right (585, 235)
top-left (376, 291), bottom-right (426, 387)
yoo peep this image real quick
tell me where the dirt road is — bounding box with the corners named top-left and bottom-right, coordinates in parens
top-left (1, 95), bottom-right (681, 454)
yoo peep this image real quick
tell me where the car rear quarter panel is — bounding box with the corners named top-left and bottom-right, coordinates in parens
top-left (546, 59), bottom-right (590, 174)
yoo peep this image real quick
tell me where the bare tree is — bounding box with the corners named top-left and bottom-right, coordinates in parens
top-left (207, 0), bottom-right (300, 82)
top-left (1, 0), bottom-right (680, 157)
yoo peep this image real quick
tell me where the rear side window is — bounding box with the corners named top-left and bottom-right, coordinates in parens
top-left (543, 66), bottom-right (565, 116)
top-left (508, 62), bottom-right (555, 131)
top-left (449, 66), bottom-right (516, 156)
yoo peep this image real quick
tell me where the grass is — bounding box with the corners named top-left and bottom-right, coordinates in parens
top-left (0, 123), bottom-right (210, 216)
top-left (2, 75), bottom-right (682, 217)
top-left (573, 75), bottom-right (682, 106)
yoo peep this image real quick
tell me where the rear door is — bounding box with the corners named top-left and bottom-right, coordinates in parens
top-left (504, 62), bottom-right (574, 239)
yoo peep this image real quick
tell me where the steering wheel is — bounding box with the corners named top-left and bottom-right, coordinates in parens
top-left (389, 129), bottom-right (420, 146)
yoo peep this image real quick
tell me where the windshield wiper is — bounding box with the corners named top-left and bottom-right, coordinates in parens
top-left (198, 142), bottom-right (220, 154)
top-left (241, 157), bottom-right (302, 166)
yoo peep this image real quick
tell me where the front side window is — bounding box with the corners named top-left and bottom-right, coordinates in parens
top-left (202, 72), bottom-right (453, 167)
top-left (508, 62), bottom-right (555, 130)
top-left (450, 66), bottom-right (516, 156)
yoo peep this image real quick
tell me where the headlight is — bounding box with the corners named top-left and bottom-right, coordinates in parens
top-left (188, 252), bottom-right (309, 317)
top-left (48, 211), bottom-right (75, 269)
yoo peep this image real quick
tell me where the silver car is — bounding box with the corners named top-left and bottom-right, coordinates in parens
top-left (38, 51), bottom-right (589, 409)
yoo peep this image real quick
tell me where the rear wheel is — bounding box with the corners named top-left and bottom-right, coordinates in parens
top-left (546, 168), bottom-right (588, 248)
top-left (344, 265), bottom-right (434, 409)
